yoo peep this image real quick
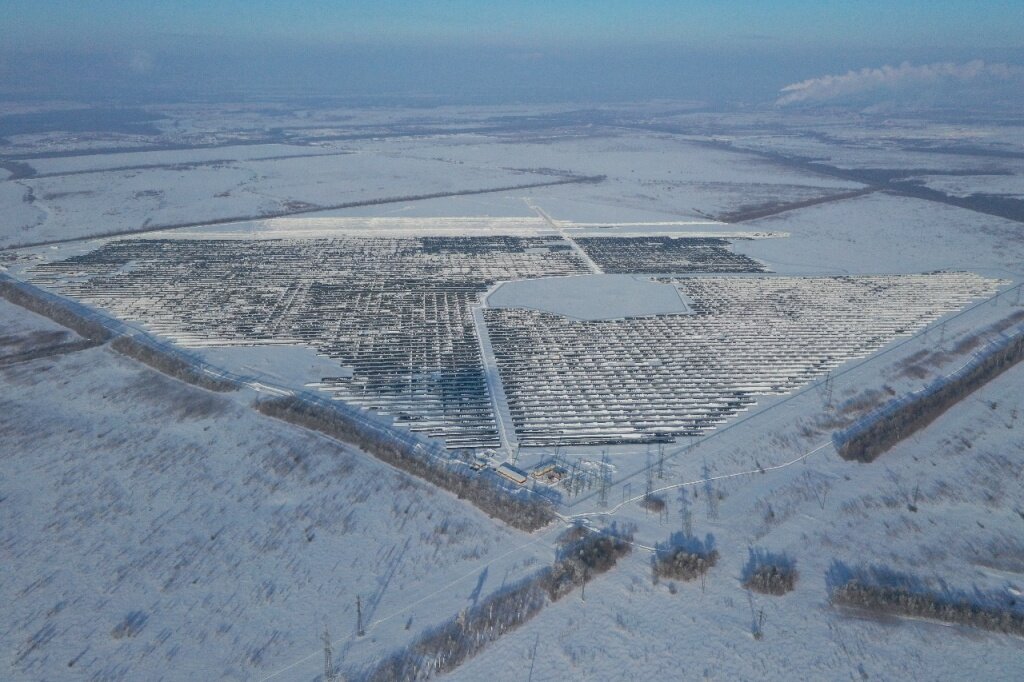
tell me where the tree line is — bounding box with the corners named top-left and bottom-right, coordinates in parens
top-left (255, 396), bottom-right (557, 532)
top-left (835, 328), bottom-right (1024, 462)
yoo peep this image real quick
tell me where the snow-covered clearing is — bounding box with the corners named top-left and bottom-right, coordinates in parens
top-left (4, 103), bottom-right (1024, 681)
top-left (0, 150), bottom-right (547, 248)
top-left (487, 274), bottom-right (693, 321)
top-left (0, 302), bottom-right (553, 681)
top-left (367, 131), bottom-right (865, 219)
top-left (448, 361), bottom-right (1024, 682)
top-left (737, 192), bottom-right (1024, 278)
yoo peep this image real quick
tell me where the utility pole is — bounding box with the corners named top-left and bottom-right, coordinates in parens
top-left (657, 443), bottom-right (665, 480)
top-left (356, 596), bottom-right (365, 637)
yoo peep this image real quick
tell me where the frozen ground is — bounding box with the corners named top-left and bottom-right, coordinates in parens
top-left (487, 274), bottom-right (692, 321)
top-left (736, 192), bottom-right (1024, 279)
top-left (0, 152), bottom-right (542, 248)
top-left (372, 131), bottom-right (864, 220)
top-left (194, 345), bottom-right (355, 388)
top-left (447, 352), bottom-right (1024, 681)
top-left (0, 302), bottom-right (553, 681)
top-left (3, 101), bottom-right (1024, 681)
top-left (24, 143), bottom-right (354, 176)
top-left (910, 173), bottom-right (1024, 200)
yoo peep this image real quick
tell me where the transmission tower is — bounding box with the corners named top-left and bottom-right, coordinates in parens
top-left (356, 596), bottom-right (365, 637)
top-left (645, 450), bottom-right (654, 500)
top-left (322, 626), bottom-right (335, 682)
top-left (568, 458), bottom-right (580, 497)
top-left (598, 451), bottom-right (609, 508)
top-left (822, 370), bottom-right (834, 410)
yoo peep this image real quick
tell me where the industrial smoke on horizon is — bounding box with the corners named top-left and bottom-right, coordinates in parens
top-left (776, 60), bottom-right (1024, 109)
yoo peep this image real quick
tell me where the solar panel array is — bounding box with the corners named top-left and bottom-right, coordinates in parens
top-left (28, 237), bottom-right (589, 448)
top-left (484, 273), bottom-right (999, 447)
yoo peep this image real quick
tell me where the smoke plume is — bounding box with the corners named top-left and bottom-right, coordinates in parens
top-left (776, 60), bottom-right (1023, 107)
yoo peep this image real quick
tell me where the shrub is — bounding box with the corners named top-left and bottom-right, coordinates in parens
top-left (544, 531), bottom-right (633, 601)
top-left (652, 532), bottom-right (718, 582)
top-left (639, 494), bottom-right (666, 513)
top-left (111, 611), bottom-right (148, 639)
top-left (742, 548), bottom-right (798, 595)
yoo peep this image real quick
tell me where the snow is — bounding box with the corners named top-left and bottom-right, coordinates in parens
top-left (736, 192), bottom-right (1024, 279)
top-left (374, 132), bottom-right (865, 219)
top-left (0, 181), bottom-right (45, 237)
top-left (910, 173), bottom-right (1024, 199)
top-left (4, 102), bottom-right (1024, 681)
top-left (1, 151), bottom-right (543, 248)
top-left (487, 274), bottom-right (693, 320)
top-left (0, 304), bottom-right (551, 681)
top-left (193, 345), bottom-right (354, 389)
top-left (448, 358), bottom-right (1024, 682)
top-left (24, 144), bottom-right (353, 176)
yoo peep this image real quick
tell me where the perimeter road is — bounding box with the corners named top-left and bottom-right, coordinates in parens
top-left (471, 290), bottom-right (518, 456)
top-left (524, 198), bottom-right (604, 274)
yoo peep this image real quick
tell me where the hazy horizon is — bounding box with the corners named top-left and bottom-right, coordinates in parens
top-left (2, 1), bottom-right (1023, 107)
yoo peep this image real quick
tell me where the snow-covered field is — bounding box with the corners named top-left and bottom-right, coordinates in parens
top-left (2, 102), bottom-right (1024, 681)
top-left (487, 274), bottom-right (693, 320)
top-left (374, 131), bottom-right (865, 219)
top-left (0, 301), bottom-right (553, 681)
top-left (0, 152), bottom-right (546, 248)
top-left (451, 360), bottom-right (1024, 681)
top-left (24, 144), bottom-right (354, 176)
top-left (910, 173), bottom-right (1024, 199)
top-left (737, 191), bottom-right (1024, 279)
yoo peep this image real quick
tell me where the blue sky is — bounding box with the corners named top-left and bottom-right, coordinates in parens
top-left (6, 1), bottom-right (1022, 50)
top-left (2, 1), bottom-right (1022, 103)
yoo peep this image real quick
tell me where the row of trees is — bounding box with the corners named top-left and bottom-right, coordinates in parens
top-left (362, 529), bottom-right (631, 681)
top-left (0, 277), bottom-right (235, 392)
top-left (835, 328), bottom-right (1024, 462)
top-left (255, 396), bottom-right (557, 532)
top-left (832, 580), bottom-right (1024, 637)
top-left (111, 336), bottom-right (237, 392)
top-left (0, 277), bottom-right (112, 343)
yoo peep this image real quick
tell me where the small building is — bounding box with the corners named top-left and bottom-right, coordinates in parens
top-left (496, 463), bottom-right (528, 485)
top-left (531, 463), bottom-right (566, 485)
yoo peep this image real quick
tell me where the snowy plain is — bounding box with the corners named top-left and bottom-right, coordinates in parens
top-left (2, 102), bottom-right (1024, 681)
